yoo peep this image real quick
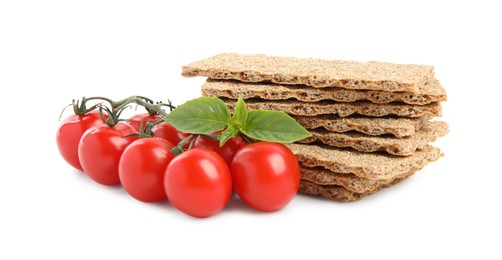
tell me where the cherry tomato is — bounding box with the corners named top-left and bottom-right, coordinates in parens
top-left (78, 122), bottom-right (138, 185)
top-left (164, 148), bottom-right (232, 218)
top-left (192, 135), bottom-right (246, 165)
top-left (152, 122), bottom-right (189, 145)
top-left (128, 113), bottom-right (188, 145)
top-left (56, 110), bottom-right (107, 171)
top-left (119, 138), bottom-right (175, 202)
top-left (230, 142), bottom-right (300, 212)
top-left (127, 113), bottom-right (161, 132)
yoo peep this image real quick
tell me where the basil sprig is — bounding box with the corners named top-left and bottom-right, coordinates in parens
top-left (164, 96), bottom-right (312, 146)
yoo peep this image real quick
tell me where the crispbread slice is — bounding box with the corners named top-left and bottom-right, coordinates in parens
top-left (300, 166), bottom-right (417, 193)
top-left (294, 115), bottom-right (428, 138)
top-left (202, 79), bottom-right (446, 105)
top-left (221, 98), bottom-right (442, 118)
top-left (300, 121), bottom-right (449, 156)
top-left (183, 53), bottom-right (434, 93)
top-left (299, 174), bottom-right (410, 202)
top-left (286, 144), bottom-right (442, 180)
top-left (299, 180), bottom-right (369, 202)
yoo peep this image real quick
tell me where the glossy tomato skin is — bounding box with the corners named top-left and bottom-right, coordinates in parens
top-left (152, 122), bottom-right (189, 145)
top-left (78, 123), bottom-right (138, 185)
top-left (193, 136), bottom-right (246, 165)
top-left (119, 138), bottom-right (175, 202)
top-left (127, 113), bottom-right (161, 132)
top-left (230, 142), bottom-right (300, 212)
top-left (164, 148), bottom-right (232, 218)
top-left (56, 111), bottom-right (106, 171)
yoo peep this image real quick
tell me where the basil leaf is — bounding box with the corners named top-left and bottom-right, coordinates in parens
top-left (241, 110), bottom-right (312, 143)
top-left (229, 96), bottom-right (247, 129)
top-left (164, 97), bottom-right (230, 134)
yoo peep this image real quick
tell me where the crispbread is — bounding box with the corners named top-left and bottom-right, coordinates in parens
top-left (286, 144), bottom-right (442, 180)
top-left (221, 98), bottom-right (442, 118)
top-left (299, 180), bottom-right (369, 202)
top-left (300, 166), bottom-right (416, 193)
top-left (183, 53), bottom-right (434, 93)
top-left (300, 121), bottom-right (449, 156)
top-left (299, 173), bottom-right (410, 202)
top-left (202, 79), bottom-right (446, 105)
top-left (294, 115), bottom-right (427, 138)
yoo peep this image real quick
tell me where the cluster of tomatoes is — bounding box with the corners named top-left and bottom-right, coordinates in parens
top-left (57, 106), bottom-right (300, 218)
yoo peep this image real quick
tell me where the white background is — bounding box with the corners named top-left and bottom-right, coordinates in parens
top-left (1, 1), bottom-right (500, 259)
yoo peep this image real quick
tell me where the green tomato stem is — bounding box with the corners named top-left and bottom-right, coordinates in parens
top-left (83, 96), bottom-right (172, 117)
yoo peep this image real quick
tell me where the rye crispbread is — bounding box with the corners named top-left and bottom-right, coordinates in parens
top-left (294, 115), bottom-right (428, 138)
top-left (202, 79), bottom-right (446, 105)
top-left (299, 180), bottom-right (368, 202)
top-left (182, 53), bottom-right (434, 93)
top-left (286, 144), bottom-right (442, 180)
top-left (300, 166), bottom-right (416, 193)
top-left (300, 121), bottom-right (448, 156)
top-left (221, 98), bottom-right (442, 118)
top-left (299, 173), bottom-right (410, 202)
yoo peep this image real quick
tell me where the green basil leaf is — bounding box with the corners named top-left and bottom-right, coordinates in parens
top-left (229, 96), bottom-right (248, 129)
top-left (219, 124), bottom-right (239, 147)
top-left (164, 97), bottom-right (230, 134)
top-left (241, 110), bottom-right (312, 143)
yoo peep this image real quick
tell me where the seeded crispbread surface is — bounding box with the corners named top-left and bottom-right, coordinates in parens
top-left (286, 144), bottom-right (442, 180)
top-left (299, 173), bottom-right (410, 202)
top-left (294, 115), bottom-right (428, 138)
top-left (221, 98), bottom-right (442, 118)
top-left (183, 53), bottom-right (434, 93)
top-left (300, 121), bottom-right (448, 156)
top-left (202, 79), bottom-right (446, 105)
top-left (300, 166), bottom-right (417, 193)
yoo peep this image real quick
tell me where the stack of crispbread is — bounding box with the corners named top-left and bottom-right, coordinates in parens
top-left (182, 53), bottom-right (448, 202)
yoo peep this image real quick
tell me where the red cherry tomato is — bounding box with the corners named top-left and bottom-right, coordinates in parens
top-left (119, 138), bottom-right (175, 202)
top-left (230, 142), bottom-right (300, 212)
top-left (78, 122), bottom-right (138, 185)
top-left (192, 135), bottom-right (246, 165)
top-left (164, 148), bottom-right (232, 218)
top-left (56, 110), bottom-right (107, 171)
top-left (127, 113), bottom-right (161, 132)
top-left (152, 122), bottom-right (189, 145)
